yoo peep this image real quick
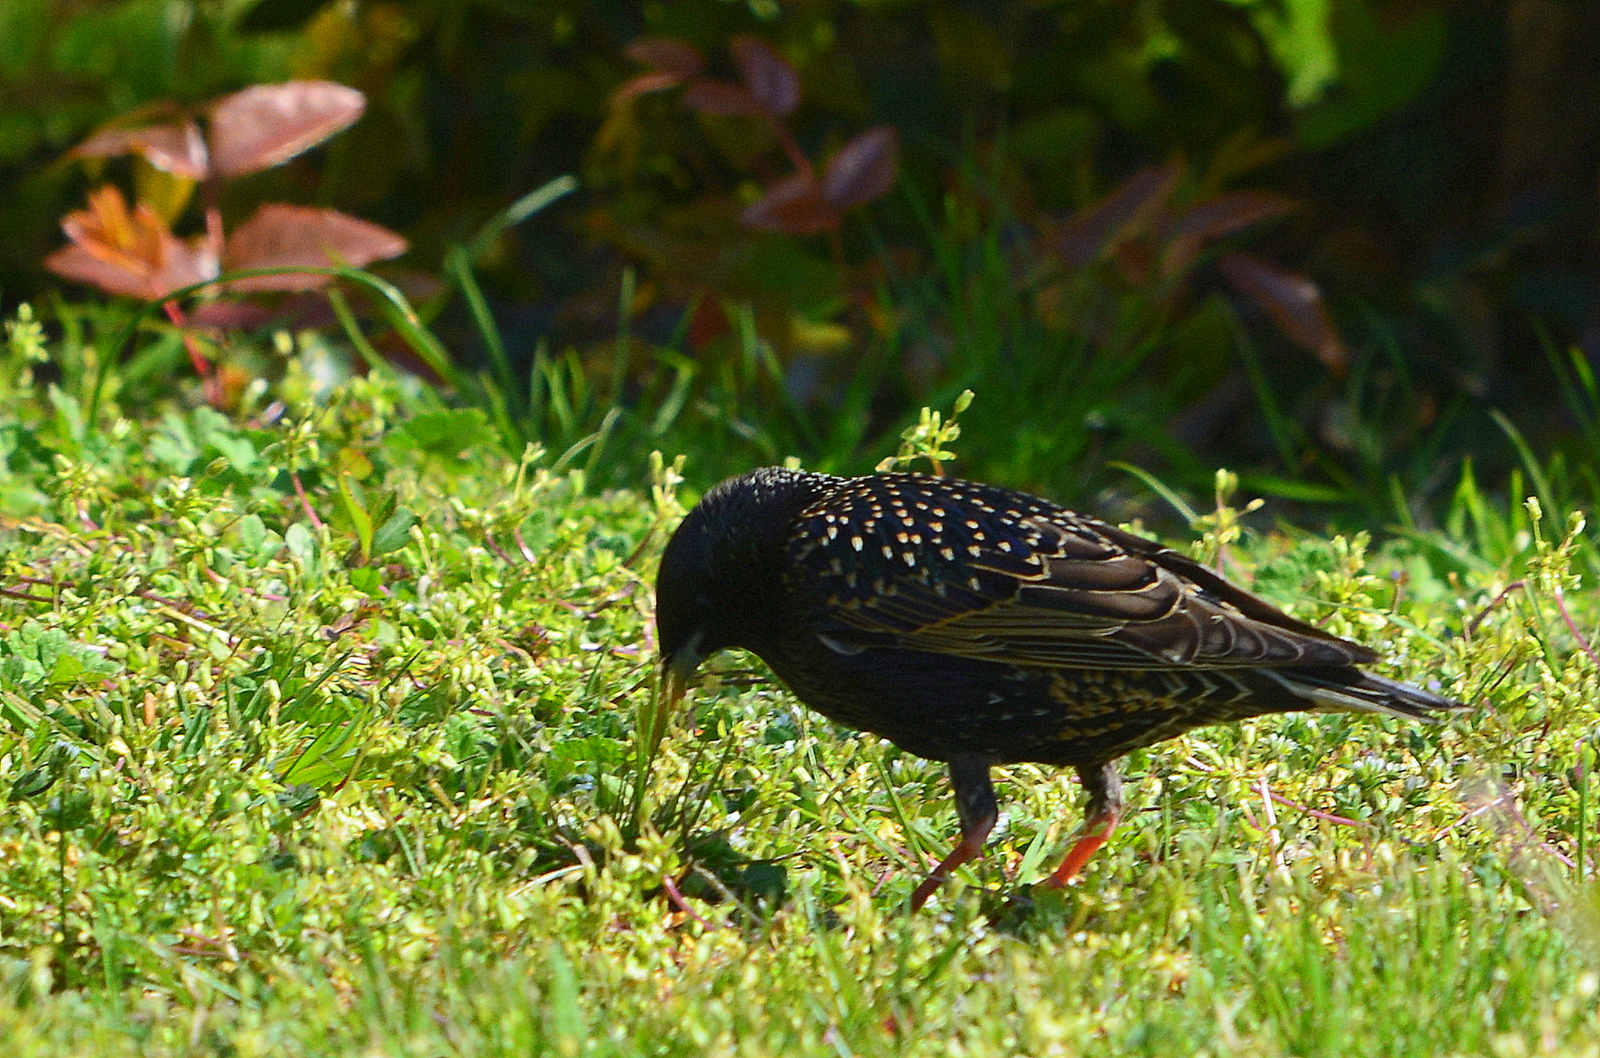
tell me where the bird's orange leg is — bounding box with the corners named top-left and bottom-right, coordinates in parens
top-left (911, 755), bottom-right (996, 910)
top-left (1041, 762), bottom-right (1123, 889)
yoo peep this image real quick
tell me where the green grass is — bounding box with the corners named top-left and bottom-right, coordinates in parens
top-left (2, 313), bottom-right (1599, 1055)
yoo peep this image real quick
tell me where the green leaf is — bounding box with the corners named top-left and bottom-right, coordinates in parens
top-left (371, 507), bottom-right (417, 557)
top-left (334, 473), bottom-right (374, 561)
top-left (0, 621), bottom-right (117, 690)
top-left (1238, 474), bottom-right (1352, 503)
top-left (1248, 0), bottom-right (1339, 107)
top-left (48, 653), bottom-right (88, 684)
top-left (236, 0), bottom-right (329, 33)
top-left (1009, 106), bottom-right (1097, 162)
top-left (285, 522), bottom-right (319, 577)
top-left (392, 409), bottom-right (497, 463)
top-left (238, 513), bottom-right (266, 554)
top-left (1295, 0), bottom-right (1446, 148)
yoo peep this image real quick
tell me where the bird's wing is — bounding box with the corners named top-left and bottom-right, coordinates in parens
top-left (788, 497), bottom-right (1375, 671)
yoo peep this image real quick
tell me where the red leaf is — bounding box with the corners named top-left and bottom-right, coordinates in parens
top-left (741, 171), bottom-right (838, 234)
top-left (730, 35), bottom-right (799, 117)
top-left (685, 298), bottom-right (732, 351)
top-left (1052, 162), bottom-right (1181, 267)
top-left (46, 244), bottom-right (149, 300)
top-left (222, 203), bottom-right (406, 291)
top-left (681, 80), bottom-right (764, 117)
top-left (190, 290), bottom-right (355, 331)
top-left (46, 185), bottom-right (217, 299)
top-left (1168, 191), bottom-right (1297, 243)
top-left (1111, 240), bottom-right (1158, 287)
top-left (73, 116), bottom-right (209, 179)
top-left (206, 81), bottom-right (365, 178)
top-left (612, 71), bottom-right (685, 103)
top-left (821, 127), bottom-right (899, 209)
top-left (1217, 252), bottom-right (1348, 372)
top-left (188, 301), bottom-right (282, 329)
top-left (626, 37), bottom-right (703, 78)
top-left (1161, 191), bottom-right (1298, 277)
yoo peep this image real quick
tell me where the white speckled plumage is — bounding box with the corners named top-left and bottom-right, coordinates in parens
top-left (655, 467), bottom-right (1468, 908)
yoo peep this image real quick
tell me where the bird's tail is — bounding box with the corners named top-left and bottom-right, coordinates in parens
top-left (1262, 667), bottom-right (1467, 721)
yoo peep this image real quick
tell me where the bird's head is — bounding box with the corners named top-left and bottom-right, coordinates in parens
top-left (655, 467), bottom-right (831, 709)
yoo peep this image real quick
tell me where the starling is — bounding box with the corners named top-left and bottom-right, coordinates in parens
top-left (655, 468), bottom-right (1465, 909)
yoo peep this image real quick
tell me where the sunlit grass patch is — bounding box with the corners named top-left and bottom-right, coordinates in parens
top-left (1, 316), bottom-right (1597, 1055)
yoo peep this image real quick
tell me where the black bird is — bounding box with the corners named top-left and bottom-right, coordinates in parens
top-left (655, 468), bottom-right (1465, 909)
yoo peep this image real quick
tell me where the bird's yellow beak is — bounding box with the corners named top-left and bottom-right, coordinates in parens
top-left (659, 654), bottom-right (691, 719)
top-left (651, 633), bottom-right (705, 752)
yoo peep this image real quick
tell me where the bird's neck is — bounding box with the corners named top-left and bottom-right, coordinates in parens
top-left (710, 471), bottom-right (833, 652)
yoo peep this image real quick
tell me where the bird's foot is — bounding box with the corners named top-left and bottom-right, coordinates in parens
top-left (1038, 816), bottom-right (1117, 889)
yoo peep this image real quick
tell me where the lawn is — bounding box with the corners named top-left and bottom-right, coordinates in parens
top-left (1, 313), bottom-right (1597, 1056)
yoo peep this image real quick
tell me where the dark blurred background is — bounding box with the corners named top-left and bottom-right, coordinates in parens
top-left (2, 0), bottom-right (1597, 516)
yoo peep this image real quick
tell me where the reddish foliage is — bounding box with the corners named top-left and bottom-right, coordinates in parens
top-left (206, 81), bottom-right (366, 178)
top-left (1039, 162), bottom-right (1343, 368)
top-left (1165, 191), bottom-right (1298, 245)
top-left (729, 35), bottom-right (800, 117)
top-left (48, 78), bottom-right (409, 408)
top-left (612, 70), bottom-right (687, 103)
top-left (742, 172), bottom-right (833, 235)
top-left (72, 112), bottom-right (208, 179)
top-left (681, 80), bottom-right (765, 117)
top-left (1053, 164), bottom-right (1182, 268)
top-left (624, 38), bottom-right (704, 79)
top-left (619, 36), bottom-right (899, 237)
top-left (51, 79), bottom-right (402, 306)
top-left (1218, 252), bottom-right (1348, 372)
top-left (1161, 191), bottom-right (1297, 276)
top-left (45, 185), bottom-right (217, 300)
top-left (821, 128), bottom-right (900, 210)
top-left (223, 204), bottom-right (408, 291)
top-left (742, 127), bottom-right (901, 234)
